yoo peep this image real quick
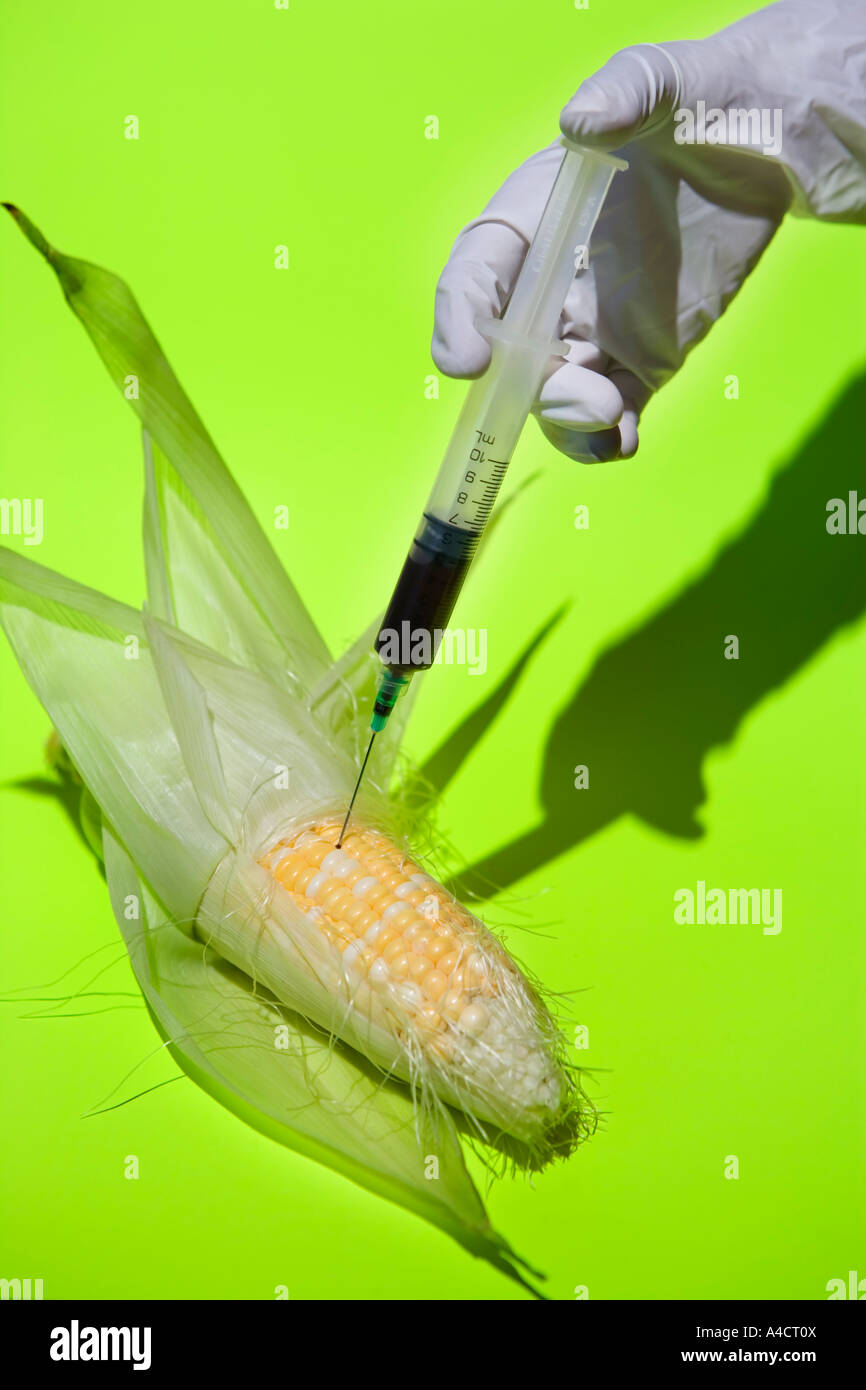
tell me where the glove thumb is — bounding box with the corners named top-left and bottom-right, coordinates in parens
top-left (560, 43), bottom-right (685, 147)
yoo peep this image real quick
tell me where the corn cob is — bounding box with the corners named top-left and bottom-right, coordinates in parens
top-left (193, 816), bottom-right (578, 1154)
top-left (0, 204), bottom-right (592, 1289)
top-left (256, 820), bottom-right (568, 1142)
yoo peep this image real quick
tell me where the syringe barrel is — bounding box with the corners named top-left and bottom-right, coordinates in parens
top-left (422, 334), bottom-right (558, 534)
top-left (376, 141), bottom-right (626, 673)
top-left (504, 140), bottom-right (625, 340)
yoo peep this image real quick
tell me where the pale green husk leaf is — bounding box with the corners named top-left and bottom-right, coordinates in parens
top-left (0, 206), bottom-right (550, 1293)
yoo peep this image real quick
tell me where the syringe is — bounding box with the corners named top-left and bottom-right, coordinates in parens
top-left (337, 138), bottom-right (627, 844)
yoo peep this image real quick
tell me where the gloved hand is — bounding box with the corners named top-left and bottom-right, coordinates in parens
top-left (431, 0), bottom-right (866, 463)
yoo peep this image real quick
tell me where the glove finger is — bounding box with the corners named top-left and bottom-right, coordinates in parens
top-left (432, 142), bottom-right (565, 378)
top-left (560, 43), bottom-right (683, 147)
top-left (431, 221), bottom-right (526, 377)
top-left (535, 355), bottom-right (625, 431)
top-left (607, 366), bottom-right (653, 457)
top-left (533, 341), bottom-right (624, 462)
top-left (534, 351), bottom-right (654, 463)
top-left (537, 418), bottom-right (623, 464)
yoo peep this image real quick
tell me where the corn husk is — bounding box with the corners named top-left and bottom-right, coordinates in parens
top-left (0, 208), bottom-right (587, 1292)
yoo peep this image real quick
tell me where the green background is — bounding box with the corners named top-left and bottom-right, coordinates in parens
top-left (1, 0), bottom-right (864, 1300)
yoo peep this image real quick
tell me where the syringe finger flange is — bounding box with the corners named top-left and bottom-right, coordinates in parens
top-left (475, 317), bottom-right (569, 361)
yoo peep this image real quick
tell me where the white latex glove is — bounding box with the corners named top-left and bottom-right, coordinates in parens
top-left (432, 0), bottom-right (866, 463)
